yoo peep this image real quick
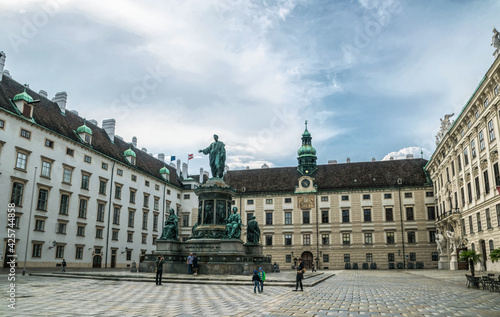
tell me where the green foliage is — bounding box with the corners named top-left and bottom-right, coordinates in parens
top-left (490, 248), bottom-right (500, 263)
top-left (459, 250), bottom-right (481, 276)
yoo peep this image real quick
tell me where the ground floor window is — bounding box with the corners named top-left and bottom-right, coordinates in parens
top-left (323, 254), bottom-right (329, 262)
top-left (431, 252), bottom-right (438, 261)
top-left (344, 254), bottom-right (350, 262)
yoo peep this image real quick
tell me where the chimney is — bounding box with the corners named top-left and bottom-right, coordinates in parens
top-left (141, 147), bottom-right (147, 153)
top-left (88, 119), bottom-right (98, 126)
top-left (261, 163), bottom-right (269, 169)
top-left (406, 154), bottom-right (414, 159)
top-left (203, 171), bottom-right (210, 180)
top-left (170, 162), bottom-right (176, 168)
top-left (158, 153), bottom-right (165, 162)
top-left (346, 157), bottom-right (351, 163)
top-left (328, 160), bottom-right (337, 164)
top-left (69, 110), bottom-right (79, 116)
top-left (52, 91), bottom-right (68, 114)
top-left (0, 51), bottom-right (6, 81)
top-left (199, 168), bottom-right (204, 184)
top-left (2, 69), bottom-right (10, 78)
top-left (182, 162), bottom-right (188, 178)
top-left (102, 119), bottom-right (116, 142)
top-left (38, 90), bottom-right (48, 98)
top-left (132, 136), bottom-right (137, 148)
top-left (176, 159), bottom-right (181, 177)
top-left (390, 156), bottom-right (394, 160)
top-left (372, 158), bottom-right (376, 162)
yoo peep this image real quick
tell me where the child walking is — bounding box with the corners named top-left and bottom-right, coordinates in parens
top-left (258, 267), bottom-right (266, 292)
top-left (252, 270), bottom-right (261, 293)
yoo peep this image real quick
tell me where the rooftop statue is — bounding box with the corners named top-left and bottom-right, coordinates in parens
top-left (492, 27), bottom-right (500, 50)
top-left (435, 113), bottom-right (454, 147)
top-left (199, 134), bottom-right (226, 178)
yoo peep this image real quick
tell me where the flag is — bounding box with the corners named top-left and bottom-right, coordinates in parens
top-left (170, 156), bottom-right (176, 161)
top-left (188, 154), bottom-right (194, 160)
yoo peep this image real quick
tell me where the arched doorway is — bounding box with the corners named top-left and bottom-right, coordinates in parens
top-left (301, 251), bottom-right (313, 269)
top-left (480, 240), bottom-right (487, 271)
top-left (93, 255), bottom-right (102, 268)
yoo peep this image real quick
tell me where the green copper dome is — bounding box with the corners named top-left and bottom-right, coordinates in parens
top-left (13, 88), bottom-right (34, 103)
top-left (297, 144), bottom-right (317, 156)
top-left (159, 166), bottom-right (170, 174)
top-left (297, 120), bottom-right (318, 175)
top-left (124, 148), bottom-right (136, 158)
top-left (76, 120), bottom-right (92, 135)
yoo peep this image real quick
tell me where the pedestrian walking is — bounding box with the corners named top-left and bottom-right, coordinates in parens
top-left (311, 263), bottom-right (316, 272)
top-left (193, 253), bottom-right (199, 275)
top-left (187, 253), bottom-right (194, 274)
top-left (252, 270), bottom-right (261, 293)
top-left (61, 259), bottom-right (66, 272)
top-left (273, 262), bottom-right (277, 273)
top-left (155, 256), bottom-right (165, 285)
top-left (292, 258), bottom-right (305, 291)
top-left (258, 267), bottom-right (266, 292)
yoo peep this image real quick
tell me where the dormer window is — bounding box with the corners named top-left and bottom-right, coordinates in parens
top-left (123, 147), bottom-right (136, 166)
top-left (159, 166), bottom-right (170, 181)
top-left (12, 87), bottom-right (37, 119)
top-left (76, 120), bottom-right (92, 145)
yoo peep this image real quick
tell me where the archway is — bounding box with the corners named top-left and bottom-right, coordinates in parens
top-left (93, 255), bottom-right (102, 268)
top-left (301, 251), bottom-right (313, 269)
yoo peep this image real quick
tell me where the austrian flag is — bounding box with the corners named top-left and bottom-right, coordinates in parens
top-left (188, 154), bottom-right (194, 160)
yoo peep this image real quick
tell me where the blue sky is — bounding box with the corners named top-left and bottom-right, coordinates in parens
top-left (1, 0), bottom-right (499, 176)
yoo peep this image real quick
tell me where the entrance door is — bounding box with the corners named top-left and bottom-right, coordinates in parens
top-left (111, 249), bottom-right (117, 268)
top-left (480, 240), bottom-right (487, 271)
top-left (92, 255), bottom-right (102, 268)
top-left (301, 251), bottom-right (314, 269)
top-left (3, 241), bottom-right (16, 268)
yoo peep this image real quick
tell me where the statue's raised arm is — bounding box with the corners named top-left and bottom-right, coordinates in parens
top-left (199, 134), bottom-right (226, 178)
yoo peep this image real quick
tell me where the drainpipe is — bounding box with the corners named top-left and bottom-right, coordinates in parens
top-left (104, 162), bottom-right (115, 268)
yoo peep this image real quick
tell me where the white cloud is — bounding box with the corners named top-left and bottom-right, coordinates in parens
top-left (382, 147), bottom-right (432, 161)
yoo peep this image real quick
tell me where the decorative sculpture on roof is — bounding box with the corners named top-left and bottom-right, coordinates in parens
top-left (492, 27), bottom-right (500, 50)
top-left (160, 208), bottom-right (179, 241)
top-left (199, 134), bottom-right (226, 178)
top-left (435, 113), bottom-right (454, 147)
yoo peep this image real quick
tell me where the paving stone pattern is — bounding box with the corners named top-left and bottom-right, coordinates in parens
top-left (1, 270), bottom-right (499, 316)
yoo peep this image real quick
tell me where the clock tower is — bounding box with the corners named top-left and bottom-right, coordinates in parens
top-left (297, 120), bottom-right (317, 176)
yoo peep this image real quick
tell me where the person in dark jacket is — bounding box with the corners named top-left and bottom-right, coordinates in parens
top-left (252, 270), bottom-right (261, 293)
top-left (156, 256), bottom-right (165, 285)
top-left (193, 253), bottom-right (199, 275)
top-left (292, 258), bottom-right (305, 291)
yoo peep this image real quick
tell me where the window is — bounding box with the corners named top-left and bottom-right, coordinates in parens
top-left (495, 84), bottom-right (499, 95)
top-left (99, 180), bottom-right (107, 195)
top-left (409, 252), bottom-right (416, 262)
top-left (475, 110), bottom-right (479, 119)
top-left (101, 162), bottom-right (108, 170)
top-left (344, 254), bottom-right (350, 263)
top-left (286, 255), bottom-right (292, 263)
top-left (143, 194), bottom-right (149, 208)
top-left (266, 212), bottom-right (273, 225)
top-left (167, 189), bottom-right (171, 195)
top-left (468, 120), bottom-right (471, 129)
top-left (475, 177), bottom-right (480, 199)
top-left (131, 175), bottom-right (137, 182)
top-left (59, 194), bottom-right (69, 215)
top-left (66, 148), bottom-right (74, 156)
top-left (112, 230), bottom-right (119, 240)
top-left (342, 233), bottom-right (350, 245)
top-left (469, 215), bottom-right (474, 233)
top-left (464, 148), bottom-right (469, 165)
top-left (427, 206), bottom-right (435, 220)
top-left (385, 208), bottom-right (393, 222)
top-left (462, 218), bottom-right (466, 236)
top-left (265, 199), bottom-right (273, 204)
top-left (154, 197), bottom-right (159, 210)
top-left (431, 252), bottom-right (439, 261)
top-left (183, 194), bottom-right (190, 200)
top-left (285, 212), bottom-right (292, 224)
top-left (130, 189), bottom-right (136, 203)
top-left (265, 235), bottom-right (272, 246)
top-left (486, 208), bottom-right (492, 229)
top-left (155, 184), bottom-right (159, 191)
top-left (386, 232), bottom-right (395, 244)
top-left (404, 192), bottom-right (412, 198)
top-left (32, 244), bottom-right (42, 257)
top-left (388, 253), bottom-right (395, 262)
top-left (285, 235), bottom-right (292, 245)
top-left (77, 226), bottom-right (85, 236)
top-left (477, 212), bottom-right (482, 232)
top-left (142, 234), bottom-right (147, 244)
top-left (363, 209), bottom-right (371, 222)
top-left (117, 169), bottom-right (123, 176)
top-left (113, 207), bottom-right (120, 225)
top-left (128, 210), bottom-right (135, 227)
top-left (142, 212), bottom-right (148, 230)
top-left (153, 214), bottom-right (159, 231)
top-left (84, 155), bottom-right (91, 163)
top-left (75, 247), bottom-right (83, 259)
top-left (364, 232), bottom-right (373, 244)
top-left (127, 232), bottom-right (133, 242)
top-left (322, 234), bottom-right (329, 245)
top-left (284, 198), bottom-right (292, 204)
top-left (20, 129), bottom-right (31, 139)
top-left (467, 182), bottom-right (472, 203)
top-left (406, 207), bottom-right (414, 221)
top-left (341, 195), bottom-right (349, 201)
top-left (63, 168), bottom-right (72, 184)
top-left (484, 98), bottom-right (489, 108)
top-left (247, 199), bottom-right (254, 205)
top-left (489, 120), bottom-right (496, 141)
top-left (461, 187), bottom-right (465, 207)
top-left (11, 182), bottom-right (24, 206)
top-left (363, 194), bottom-right (370, 200)
top-left (407, 231), bottom-right (416, 244)
top-left (321, 210), bottom-right (329, 223)
top-left (34, 219), bottom-right (45, 231)
top-left (429, 230), bottom-right (436, 243)
top-left (45, 139), bottom-right (54, 148)
top-left (78, 199), bottom-right (87, 218)
top-left (489, 240), bottom-right (495, 253)
top-left (0, 119), bottom-right (4, 129)
top-left (115, 185), bottom-right (122, 199)
top-left (145, 180), bottom-right (150, 187)
top-left (384, 193), bottom-right (392, 199)
top-left (471, 140), bottom-right (476, 158)
top-left (96, 228), bottom-right (103, 239)
top-left (55, 245), bottom-right (64, 258)
top-left (37, 189), bottom-right (48, 211)
top-left (81, 174), bottom-right (90, 190)
top-left (321, 196), bottom-right (328, 201)
top-left (479, 131), bottom-right (485, 151)
top-left (182, 214), bottom-right (189, 227)
top-left (97, 203), bottom-right (105, 222)
top-left (495, 163), bottom-right (500, 186)
top-left (16, 152), bottom-right (27, 170)
top-left (484, 170), bottom-right (490, 195)
top-left (457, 154), bottom-right (462, 171)
top-left (341, 209), bottom-right (349, 223)
top-left (366, 253), bottom-right (373, 262)
top-left (451, 161), bottom-right (455, 176)
top-left (57, 223), bottom-right (66, 234)
top-left (323, 254), bottom-right (329, 262)
top-left (303, 211), bottom-right (310, 224)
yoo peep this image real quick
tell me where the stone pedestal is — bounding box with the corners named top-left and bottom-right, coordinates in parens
top-left (244, 243), bottom-right (263, 255)
top-left (438, 254), bottom-right (450, 270)
top-left (449, 253), bottom-right (458, 270)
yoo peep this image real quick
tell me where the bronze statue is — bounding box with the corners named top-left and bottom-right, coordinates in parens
top-left (203, 202), bottom-right (213, 225)
top-left (199, 134), bottom-right (226, 178)
top-left (224, 207), bottom-right (241, 239)
top-left (216, 201), bottom-right (226, 225)
top-left (247, 215), bottom-right (260, 243)
top-left (160, 208), bottom-right (179, 240)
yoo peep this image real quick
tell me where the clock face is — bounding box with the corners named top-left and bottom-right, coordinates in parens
top-left (301, 179), bottom-right (311, 188)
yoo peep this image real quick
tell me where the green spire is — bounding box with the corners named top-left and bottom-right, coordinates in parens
top-left (297, 120), bottom-right (317, 175)
top-left (13, 86), bottom-right (34, 103)
top-left (123, 145), bottom-right (136, 158)
top-left (76, 119), bottom-right (92, 135)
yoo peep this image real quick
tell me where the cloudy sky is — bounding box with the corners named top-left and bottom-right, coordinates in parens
top-left (1, 0), bottom-right (499, 176)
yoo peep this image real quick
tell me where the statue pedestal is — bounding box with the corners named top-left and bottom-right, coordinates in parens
top-left (156, 240), bottom-right (182, 252)
top-left (244, 243), bottom-right (263, 255)
top-left (219, 239), bottom-right (245, 254)
top-left (438, 254), bottom-right (450, 270)
top-left (449, 253), bottom-right (458, 270)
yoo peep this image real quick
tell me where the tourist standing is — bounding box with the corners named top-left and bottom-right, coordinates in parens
top-left (61, 259), bottom-right (66, 272)
top-left (193, 253), bottom-right (199, 275)
top-left (252, 270), bottom-right (261, 293)
top-left (273, 262), bottom-right (277, 273)
top-left (187, 253), bottom-right (194, 274)
top-left (292, 258), bottom-right (305, 291)
top-left (156, 256), bottom-right (165, 285)
top-left (258, 267), bottom-right (266, 292)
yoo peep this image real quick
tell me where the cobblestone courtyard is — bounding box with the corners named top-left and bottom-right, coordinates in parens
top-left (1, 270), bottom-right (499, 316)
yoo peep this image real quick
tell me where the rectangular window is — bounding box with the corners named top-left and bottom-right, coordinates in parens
top-left (486, 208), bottom-right (492, 229)
top-left (363, 194), bottom-right (370, 200)
top-left (388, 253), bottom-right (395, 262)
top-left (102, 162), bottom-right (108, 170)
top-left (342, 233), bottom-right (350, 245)
top-left (409, 252), bottom-right (416, 262)
top-left (142, 235), bottom-right (147, 244)
top-left (112, 230), bottom-right (119, 240)
top-left (404, 192), bottom-right (412, 198)
top-left (284, 198), bottom-right (292, 203)
top-left (44, 139), bottom-right (54, 148)
top-left (285, 235), bottom-right (292, 246)
top-left (451, 161), bottom-right (455, 176)
top-left (84, 155), bottom-right (91, 163)
top-left (96, 228), bottom-right (103, 239)
top-left (81, 174), bottom-right (90, 190)
top-left (384, 193), bottom-right (392, 199)
top-left (406, 207), bottom-right (414, 221)
top-left (462, 218), bottom-right (466, 236)
top-left (407, 231), bottom-right (416, 244)
top-left (56, 246), bottom-right (64, 258)
top-left (469, 215), bottom-right (474, 233)
top-left (265, 198), bottom-right (273, 204)
top-left (99, 180), bottom-right (107, 195)
top-left (471, 140), bottom-right (476, 158)
top-left (321, 196), bottom-right (328, 201)
top-left (41, 161), bottom-right (52, 178)
top-left (113, 207), bottom-right (120, 225)
top-left (495, 163), bottom-right (500, 186)
top-left (143, 194), bottom-right (149, 208)
top-left (130, 189), bottom-right (136, 203)
top-left (77, 226), bottom-right (85, 236)
top-left (142, 212), bottom-right (148, 230)
top-left (461, 187), bottom-right (465, 207)
top-left (467, 182), bottom-right (472, 203)
top-left (37, 189), bottom-right (48, 211)
top-left (0, 119), bottom-right (4, 129)
top-left (63, 168), bottom-right (72, 184)
top-left (75, 247), bottom-right (83, 259)
top-left (364, 232), bottom-right (373, 244)
top-left (303, 234), bottom-right (311, 245)
top-left (57, 223), bottom-right (66, 234)
top-left (285, 211), bottom-right (292, 225)
top-left (431, 252), bottom-right (439, 261)
top-left (128, 211), bottom-right (135, 227)
top-left (265, 212), bottom-right (273, 225)
top-left (489, 120), bottom-right (496, 141)
top-left (479, 130), bottom-right (485, 151)
top-left (322, 234), bottom-right (329, 245)
top-left (154, 198), bottom-right (159, 210)
top-left (342, 209), bottom-right (350, 223)
top-left (66, 148), bottom-right (74, 156)
top-left (303, 211), bottom-right (310, 224)
top-left (127, 232), bottom-right (133, 242)
top-left (11, 182), bottom-right (24, 206)
top-left (115, 185), bottom-right (122, 199)
top-left (386, 232), bottom-right (395, 244)
top-left (484, 170), bottom-right (490, 195)
top-left (477, 212), bottom-right (482, 232)
top-left (155, 184), bottom-right (159, 191)
top-left (386, 207), bottom-right (394, 221)
top-left (16, 152), bottom-right (27, 170)
top-left (323, 254), bottom-right (329, 263)
top-left (475, 177), bottom-right (480, 199)
top-left (344, 254), bottom-right (350, 263)
top-left (117, 169), bottom-right (123, 176)
top-left (457, 154), bottom-right (462, 171)
top-left (131, 175), bottom-right (137, 182)
top-left (78, 199), bottom-right (87, 218)
top-left (145, 180), bottom-right (150, 187)
top-left (97, 203), bottom-right (105, 222)
top-left (247, 199), bottom-right (254, 205)
top-left (321, 210), bottom-right (329, 223)
top-left (427, 206), bottom-right (436, 220)
top-left (182, 215), bottom-right (189, 227)
top-left (464, 148), bottom-right (469, 165)
top-left (341, 195), bottom-right (349, 201)
top-left (363, 209), bottom-right (371, 222)
top-left (34, 219), bottom-right (45, 231)
top-left (429, 230), bottom-right (436, 243)
top-left (366, 253), bottom-right (373, 262)
top-left (59, 194), bottom-right (69, 215)
top-left (184, 194), bottom-right (190, 200)
top-left (32, 244), bottom-right (42, 258)
top-left (20, 129), bottom-right (31, 139)
top-left (286, 255), bottom-right (292, 263)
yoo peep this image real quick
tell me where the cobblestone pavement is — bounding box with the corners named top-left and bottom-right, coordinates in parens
top-left (1, 270), bottom-right (499, 316)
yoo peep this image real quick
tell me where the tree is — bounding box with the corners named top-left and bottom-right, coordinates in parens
top-left (490, 248), bottom-right (500, 263)
top-left (459, 250), bottom-right (481, 276)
